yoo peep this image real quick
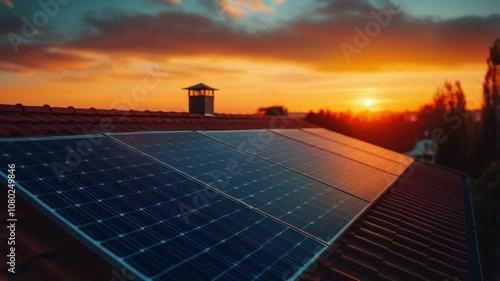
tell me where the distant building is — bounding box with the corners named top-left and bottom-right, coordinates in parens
top-left (183, 83), bottom-right (218, 116)
top-left (405, 138), bottom-right (437, 162)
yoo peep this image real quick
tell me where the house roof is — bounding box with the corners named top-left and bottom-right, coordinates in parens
top-left (300, 162), bottom-right (482, 281)
top-left (0, 103), bottom-right (312, 137)
top-left (0, 104), bottom-right (482, 280)
top-left (182, 83), bottom-right (219, 91)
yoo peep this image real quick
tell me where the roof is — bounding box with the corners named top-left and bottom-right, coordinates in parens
top-left (300, 162), bottom-right (482, 281)
top-left (0, 104), bottom-right (482, 280)
top-left (182, 83), bottom-right (219, 91)
top-left (0, 103), bottom-right (313, 137)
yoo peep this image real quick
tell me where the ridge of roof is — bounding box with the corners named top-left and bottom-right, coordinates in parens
top-left (0, 103), bottom-right (297, 119)
top-left (0, 104), bottom-right (315, 138)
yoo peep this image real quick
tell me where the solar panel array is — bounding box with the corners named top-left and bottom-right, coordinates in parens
top-left (0, 128), bottom-right (413, 281)
top-left (111, 132), bottom-right (368, 243)
top-left (0, 136), bottom-right (325, 281)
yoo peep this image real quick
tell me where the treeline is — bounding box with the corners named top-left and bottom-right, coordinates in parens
top-left (306, 81), bottom-right (497, 177)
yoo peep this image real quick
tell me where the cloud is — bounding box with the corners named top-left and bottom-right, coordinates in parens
top-left (0, 45), bottom-right (103, 73)
top-left (165, 0), bottom-right (180, 5)
top-left (61, 5), bottom-right (499, 71)
top-left (215, 0), bottom-right (285, 19)
top-left (0, 62), bottom-right (34, 75)
top-left (1, 0), bottom-right (499, 75)
top-left (1, 0), bottom-right (13, 8)
top-left (0, 14), bottom-right (23, 34)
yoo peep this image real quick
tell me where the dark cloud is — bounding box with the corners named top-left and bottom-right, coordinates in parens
top-left (0, 45), bottom-right (101, 72)
top-left (0, 13), bottom-right (23, 34)
top-left (1, 0), bottom-right (499, 74)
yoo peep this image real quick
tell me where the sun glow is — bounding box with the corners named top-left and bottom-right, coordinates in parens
top-left (364, 100), bottom-right (373, 107)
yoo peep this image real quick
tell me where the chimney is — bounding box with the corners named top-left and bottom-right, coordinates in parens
top-left (183, 83), bottom-right (218, 116)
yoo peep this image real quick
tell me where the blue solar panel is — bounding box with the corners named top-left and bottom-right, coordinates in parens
top-left (271, 129), bottom-right (410, 175)
top-left (303, 128), bottom-right (414, 165)
top-left (200, 130), bottom-right (397, 202)
top-left (110, 132), bottom-right (368, 244)
top-left (0, 135), bottom-right (325, 281)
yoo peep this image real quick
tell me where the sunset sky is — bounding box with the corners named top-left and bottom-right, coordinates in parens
top-left (1, 0), bottom-right (499, 113)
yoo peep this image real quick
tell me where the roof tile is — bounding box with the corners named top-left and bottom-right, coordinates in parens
top-left (74, 108), bottom-right (97, 115)
top-left (132, 110), bottom-right (151, 116)
top-left (95, 109), bottom-right (117, 116)
top-left (303, 162), bottom-right (479, 281)
top-left (0, 103), bottom-right (24, 112)
top-left (23, 105), bottom-right (52, 114)
top-left (51, 106), bottom-right (76, 114)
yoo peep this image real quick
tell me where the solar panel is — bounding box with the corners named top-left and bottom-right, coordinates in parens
top-left (200, 130), bottom-right (397, 202)
top-left (110, 132), bottom-right (369, 243)
top-left (0, 135), bottom-right (326, 281)
top-left (271, 129), bottom-right (409, 175)
top-left (303, 128), bottom-right (414, 165)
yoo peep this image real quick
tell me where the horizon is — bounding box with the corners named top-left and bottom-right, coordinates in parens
top-left (1, 0), bottom-right (500, 113)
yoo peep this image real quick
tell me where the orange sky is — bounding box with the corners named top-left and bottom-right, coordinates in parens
top-left (1, 0), bottom-right (499, 114)
top-left (1, 60), bottom-right (489, 113)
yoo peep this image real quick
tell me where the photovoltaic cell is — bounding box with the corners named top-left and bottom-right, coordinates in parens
top-left (271, 129), bottom-right (409, 175)
top-left (111, 132), bottom-right (368, 243)
top-left (0, 135), bottom-right (325, 281)
top-left (303, 128), bottom-right (414, 165)
top-left (201, 130), bottom-right (397, 202)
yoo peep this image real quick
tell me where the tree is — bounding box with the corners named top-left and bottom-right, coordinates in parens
top-left (419, 81), bottom-right (469, 170)
top-left (481, 56), bottom-right (499, 164)
top-left (257, 105), bottom-right (288, 116)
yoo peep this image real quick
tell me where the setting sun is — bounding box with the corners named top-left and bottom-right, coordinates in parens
top-left (364, 100), bottom-right (373, 107)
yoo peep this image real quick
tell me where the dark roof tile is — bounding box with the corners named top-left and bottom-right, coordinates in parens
top-left (132, 110), bottom-right (151, 116)
top-left (51, 106), bottom-right (76, 114)
top-left (23, 105), bottom-right (52, 114)
top-left (302, 162), bottom-right (480, 281)
top-left (95, 109), bottom-right (117, 116)
top-left (0, 103), bottom-right (24, 112)
top-left (115, 109), bottom-right (134, 117)
top-left (74, 107), bottom-right (97, 115)
top-left (0, 123), bottom-right (23, 136)
top-left (0, 106), bottom-right (313, 136)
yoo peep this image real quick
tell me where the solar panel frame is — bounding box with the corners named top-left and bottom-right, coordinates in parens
top-left (108, 131), bottom-right (369, 244)
top-left (0, 134), bottom-right (329, 281)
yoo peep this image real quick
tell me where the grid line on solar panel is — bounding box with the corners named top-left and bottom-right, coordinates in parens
top-left (270, 129), bottom-right (409, 176)
top-left (199, 130), bottom-right (397, 202)
top-left (109, 131), bottom-right (369, 244)
top-left (0, 135), bottom-right (326, 281)
top-left (302, 128), bottom-right (414, 165)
